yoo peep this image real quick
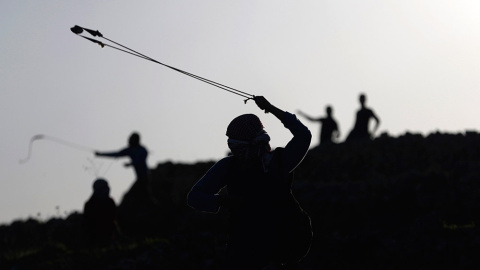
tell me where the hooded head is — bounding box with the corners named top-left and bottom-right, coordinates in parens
top-left (226, 114), bottom-right (264, 141)
top-left (226, 114), bottom-right (271, 159)
top-left (92, 178), bottom-right (110, 198)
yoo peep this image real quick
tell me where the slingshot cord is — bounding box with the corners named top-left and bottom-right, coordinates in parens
top-left (19, 134), bottom-right (94, 164)
top-left (72, 25), bottom-right (255, 103)
top-left (86, 157), bottom-right (116, 178)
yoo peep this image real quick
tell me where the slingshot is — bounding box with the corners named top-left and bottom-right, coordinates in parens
top-left (70, 25), bottom-right (255, 103)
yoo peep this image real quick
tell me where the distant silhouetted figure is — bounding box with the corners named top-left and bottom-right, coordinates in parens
top-left (83, 178), bottom-right (117, 246)
top-left (298, 106), bottom-right (340, 146)
top-left (188, 96), bottom-right (313, 270)
top-left (346, 93), bottom-right (380, 142)
top-left (95, 132), bottom-right (149, 197)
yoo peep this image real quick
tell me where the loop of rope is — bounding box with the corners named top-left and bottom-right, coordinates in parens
top-left (19, 134), bottom-right (94, 164)
top-left (20, 134), bottom-right (116, 178)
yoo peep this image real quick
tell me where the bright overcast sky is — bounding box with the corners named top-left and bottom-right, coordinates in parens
top-left (1, 1), bottom-right (479, 224)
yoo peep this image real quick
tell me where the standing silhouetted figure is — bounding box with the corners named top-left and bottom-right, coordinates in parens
top-left (298, 106), bottom-right (340, 146)
top-left (95, 132), bottom-right (149, 198)
top-left (188, 96), bottom-right (312, 270)
top-left (83, 178), bottom-right (117, 246)
top-left (346, 93), bottom-right (380, 142)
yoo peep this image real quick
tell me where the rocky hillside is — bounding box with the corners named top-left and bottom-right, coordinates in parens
top-left (3, 131), bottom-right (480, 269)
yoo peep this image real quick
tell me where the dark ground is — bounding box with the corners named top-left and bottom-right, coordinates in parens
top-left (3, 131), bottom-right (480, 269)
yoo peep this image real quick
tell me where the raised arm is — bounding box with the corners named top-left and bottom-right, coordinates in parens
top-left (296, 110), bottom-right (318, 122)
top-left (254, 96), bottom-right (312, 174)
top-left (280, 113), bottom-right (312, 173)
top-left (254, 96), bottom-right (285, 121)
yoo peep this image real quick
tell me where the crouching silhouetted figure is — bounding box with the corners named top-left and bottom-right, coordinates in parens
top-left (188, 96), bottom-right (313, 269)
top-left (83, 178), bottom-right (117, 246)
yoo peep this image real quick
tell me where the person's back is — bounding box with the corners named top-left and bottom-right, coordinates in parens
top-left (346, 94), bottom-right (380, 142)
top-left (352, 107), bottom-right (374, 138)
top-left (84, 196), bottom-right (116, 242)
top-left (83, 179), bottom-right (116, 246)
top-left (188, 96), bottom-right (312, 269)
top-left (298, 106), bottom-right (339, 146)
top-left (124, 144), bottom-right (149, 179)
top-left (95, 132), bottom-right (149, 200)
top-left (320, 115), bottom-right (339, 144)
top-left (226, 157), bottom-right (277, 266)
top-left (95, 132), bottom-right (149, 180)
top-left (225, 150), bottom-right (310, 267)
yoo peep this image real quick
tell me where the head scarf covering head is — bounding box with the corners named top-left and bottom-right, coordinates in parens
top-left (226, 114), bottom-right (264, 141)
top-left (226, 114), bottom-right (271, 162)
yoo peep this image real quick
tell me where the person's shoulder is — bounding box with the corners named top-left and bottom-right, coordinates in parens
top-left (137, 145), bottom-right (147, 151)
top-left (271, 147), bottom-right (285, 158)
top-left (84, 199), bottom-right (92, 208)
top-left (84, 197), bottom-right (97, 209)
top-left (215, 155), bottom-right (235, 166)
top-left (366, 108), bottom-right (376, 115)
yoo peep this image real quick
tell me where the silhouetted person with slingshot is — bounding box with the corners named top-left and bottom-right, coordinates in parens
top-left (346, 93), bottom-right (380, 142)
top-left (95, 132), bottom-right (154, 235)
top-left (188, 96), bottom-right (313, 270)
top-left (95, 132), bottom-right (149, 199)
top-left (298, 105), bottom-right (340, 146)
